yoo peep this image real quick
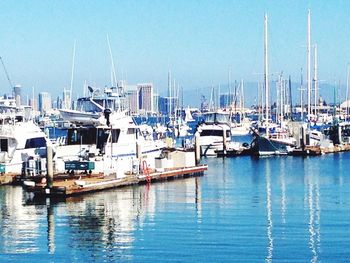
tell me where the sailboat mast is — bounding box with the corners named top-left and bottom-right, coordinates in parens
top-left (300, 68), bottom-right (304, 120)
top-left (264, 14), bottom-right (269, 131)
top-left (168, 70), bottom-right (172, 116)
top-left (307, 9), bottom-right (311, 118)
top-left (69, 40), bottom-right (76, 109)
top-left (228, 68), bottom-right (231, 107)
top-left (107, 34), bottom-right (118, 88)
top-left (314, 43), bottom-right (318, 115)
top-left (346, 64), bottom-right (350, 119)
top-left (289, 76), bottom-right (293, 120)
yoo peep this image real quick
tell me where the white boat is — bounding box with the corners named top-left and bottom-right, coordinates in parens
top-left (53, 110), bottom-right (166, 176)
top-left (231, 119), bottom-right (251, 136)
top-left (0, 114), bottom-right (49, 174)
top-left (196, 110), bottom-right (232, 156)
top-left (59, 86), bottom-right (125, 125)
top-left (59, 108), bottom-right (101, 125)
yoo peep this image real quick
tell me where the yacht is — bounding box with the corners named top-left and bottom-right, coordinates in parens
top-left (0, 113), bottom-right (49, 175)
top-left (53, 110), bottom-right (166, 176)
top-left (196, 110), bottom-right (232, 156)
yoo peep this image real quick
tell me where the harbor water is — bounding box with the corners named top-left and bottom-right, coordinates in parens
top-left (1, 153), bottom-right (350, 262)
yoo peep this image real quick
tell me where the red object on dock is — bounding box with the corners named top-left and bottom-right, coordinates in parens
top-left (142, 160), bottom-right (151, 184)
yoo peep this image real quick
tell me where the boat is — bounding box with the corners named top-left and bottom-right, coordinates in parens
top-left (51, 110), bottom-right (167, 176)
top-left (0, 113), bottom-right (49, 175)
top-left (196, 110), bottom-right (232, 156)
top-left (59, 86), bottom-right (125, 125)
top-left (250, 127), bottom-right (296, 156)
top-left (249, 15), bottom-right (297, 156)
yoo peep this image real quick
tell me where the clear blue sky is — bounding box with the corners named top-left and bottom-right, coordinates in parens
top-left (0, 0), bottom-right (349, 104)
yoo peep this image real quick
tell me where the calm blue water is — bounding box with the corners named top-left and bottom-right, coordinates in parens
top-left (1, 153), bottom-right (350, 262)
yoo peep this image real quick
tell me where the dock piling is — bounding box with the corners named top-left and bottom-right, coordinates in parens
top-left (195, 132), bottom-right (200, 165)
top-left (46, 145), bottom-right (54, 189)
top-left (222, 127), bottom-right (227, 154)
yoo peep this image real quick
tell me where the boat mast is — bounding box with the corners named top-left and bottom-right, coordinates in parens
top-left (346, 64), bottom-right (350, 120)
top-left (168, 70), bottom-right (171, 116)
top-left (307, 9), bottom-right (311, 118)
top-left (314, 44), bottom-right (318, 115)
top-left (69, 40), bottom-right (76, 110)
top-left (289, 75), bottom-right (293, 121)
top-left (107, 34), bottom-right (118, 88)
top-left (228, 68), bottom-right (232, 107)
top-left (300, 68), bottom-right (304, 120)
top-left (241, 78), bottom-right (244, 118)
top-left (264, 14), bottom-right (269, 135)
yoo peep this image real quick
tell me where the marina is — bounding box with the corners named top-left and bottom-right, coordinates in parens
top-left (2, 1), bottom-right (350, 261)
top-left (2, 153), bottom-right (350, 261)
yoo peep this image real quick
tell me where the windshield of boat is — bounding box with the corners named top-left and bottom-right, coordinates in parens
top-left (204, 113), bottom-right (230, 124)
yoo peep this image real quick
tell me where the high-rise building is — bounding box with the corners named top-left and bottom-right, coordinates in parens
top-left (158, 96), bottom-right (178, 116)
top-left (13, 84), bottom-right (22, 106)
top-left (29, 98), bottom-right (37, 111)
top-left (38, 92), bottom-right (52, 114)
top-left (62, 89), bottom-right (71, 109)
top-left (124, 85), bottom-right (139, 115)
top-left (153, 93), bottom-right (159, 113)
top-left (138, 83), bottom-right (153, 114)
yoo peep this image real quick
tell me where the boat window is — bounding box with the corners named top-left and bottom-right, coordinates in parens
top-left (216, 113), bottom-right (230, 123)
top-left (25, 137), bottom-right (46, 149)
top-left (0, 139), bottom-right (8, 152)
top-left (77, 99), bottom-right (102, 113)
top-left (112, 129), bottom-right (120, 143)
top-left (200, 130), bottom-right (223, 137)
top-left (97, 129), bottom-right (110, 151)
top-left (204, 114), bottom-right (215, 123)
top-left (226, 130), bottom-right (231, 138)
top-left (127, 128), bottom-right (135, 135)
top-left (67, 128), bottom-right (96, 145)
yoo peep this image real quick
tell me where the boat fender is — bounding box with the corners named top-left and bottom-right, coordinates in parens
top-left (242, 142), bottom-right (249, 148)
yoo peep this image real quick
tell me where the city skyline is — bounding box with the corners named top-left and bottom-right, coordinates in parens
top-left (0, 1), bottom-right (350, 106)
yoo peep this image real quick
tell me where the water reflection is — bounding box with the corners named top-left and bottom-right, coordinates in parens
top-left (265, 159), bottom-right (273, 263)
top-left (19, 177), bottom-right (202, 259)
top-left (0, 186), bottom-right (40, 253)
top-left (280, 159), bottom-right (286, 225)
top-left (305, 158), bottom-right (321, 263)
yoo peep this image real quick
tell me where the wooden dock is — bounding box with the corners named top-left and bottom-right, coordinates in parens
top-left (24, 165), bottom-right (208, 197)
top-left (289, 144), bottom-right (350, 156)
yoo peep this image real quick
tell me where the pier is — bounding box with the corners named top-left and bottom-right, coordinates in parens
top-left (24, 164), bottom-right (208, 197)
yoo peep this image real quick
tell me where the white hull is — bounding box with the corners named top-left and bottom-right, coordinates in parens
top-left (59, 109), bottom-right (101, 124)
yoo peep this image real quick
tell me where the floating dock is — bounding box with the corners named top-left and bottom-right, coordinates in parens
top-left (24, 164), bottom-right (208, 197)
top-left (289, 144), bottom-right (350, 156)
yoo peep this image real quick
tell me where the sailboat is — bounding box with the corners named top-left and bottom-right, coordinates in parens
top-left (251, 14), bottom-right (296, 156)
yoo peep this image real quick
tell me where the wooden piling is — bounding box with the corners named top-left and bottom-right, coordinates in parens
top-left (46, 145), bottom-right (54, 189)
top-left (195, 132), bottom-right (200, 164)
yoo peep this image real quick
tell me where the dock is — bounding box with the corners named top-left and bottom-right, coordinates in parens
top-left (24, 165), bottom-right (208, 197)
top-left (289, 144), bottom-right (350, 156)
